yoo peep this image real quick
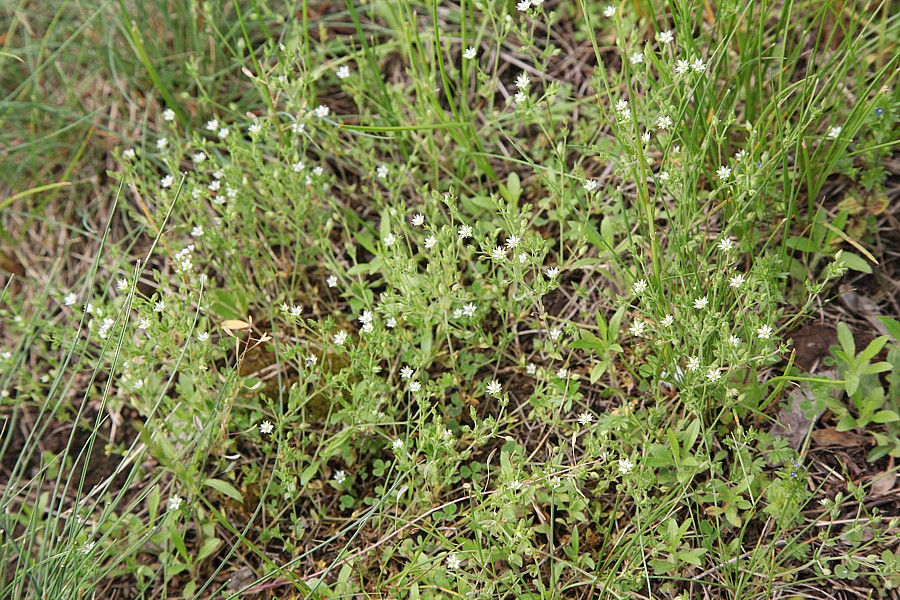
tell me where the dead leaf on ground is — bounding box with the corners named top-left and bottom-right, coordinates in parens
top-left (812, 427), bottom-right (872, 448)
top-left (870, 458), bottom-right (896, 497)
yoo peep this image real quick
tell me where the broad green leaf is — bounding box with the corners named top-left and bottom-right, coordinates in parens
top-left (871, 410), bottom-right (900, 424)
top-left (197, 538), bottom-right (222, 562)
top-left (840, 251), bottom-right (872, 273)
top-left (876, 316), bottom-right (900, 342)
top-left (203, 478), bottom-right (244, 503)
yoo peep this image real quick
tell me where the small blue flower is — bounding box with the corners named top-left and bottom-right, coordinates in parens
top-left (875, 107), bottom-right (884, 115)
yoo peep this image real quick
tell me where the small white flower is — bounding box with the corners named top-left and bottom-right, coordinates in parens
top-left (463, 47), bottom-right (477, 60)
top-left (163, 109), bottom-right (176, 122)
top-left (516, 0), bottom-right (531, 11)
top-left (218, 127), bottom-right (230, 139)
top-left (400, 366), bottom-right (414, 380)
top-left (486, 380), bottom-right (502, 398)
top-left (411, 214), bottom-right (425, 227)
top-left (376, 164), bottom-right (389, 179)
top-left (629, 320), bottom-right (647, 337)
top-left (197, 332), bottom-right (209, 342)
top-left (327, 275), bottom-right (338, 288)
top-left (656, 115), bottom-right (673, 130)
top-left (314, 104), bottom-right (330, 118)
top-left (509, 479), bottom-right (522, 490)
top-left (617, 457), bottom-right (634, 475)
top-left (659, 171), bottom-right (670, 182)
top-left (205, 119), bottom-right (219, 131)
top-left (192, 152), bottom-right (207, 164)
top-left (549, 328), bottom-right (562, 341)
top-left (515, 72), bottom-right (530, 90)
top-left (557, 368), bottom-right (568, 379)
top-left (603, 5), bottom-right (616, 17)
top-left (167, 495), bottom-right (183, 512)
top-left (392, 438), bottom-right (404, 451)
top-left (386, 316), bottom-right (398, 329)
top-left (446, 553), bottom-right (462, 570)
top-left (633, 279), bottom-right (648, 295)
top-left (687, 356), bottom-right (701, 371)
top-left (292, 161), bottom-right (305, 172)
top-left (138, 318), bottom-right (150, 330)
top-left (191, 225), bottom-right (204, 238)
top-left (707, 367), bottom-right (721, 382)
top-left (492, 246), bottom-right (506, 260)
top-left (305, 354), bottom-right (318, 368)
top-left (576, 411), bottom-right (593, 426)
top-left (313, 165), bottom-right (324, 177)
top-left (716, 165), bottom-right (732, 181)
top-left (693, 296), bottom-right (709, 310)
top-left (514, 91), bottom-right (528, 105)
top-left (728, 334), bottom-right (741, 346)
top-left (336, 65), bottom-right (351, 79)
top-left (291, 122), bottom-right (306, 134)
top-left (132, 378), bottom-right (144, 390)
top-left (462, 302), bottom-right (477, 317)
top-left (160, 175), bottom-right (174, 188)
top-left (334, 470), bottom-right (347, 484)
top-left (756, 325), bottom-right (774, 340)
top-left (259, 420), bottom-right (274, 435)
top-left (691, 58), bottom-right (706, 72)
top-left (122, 148), bottom-right (135, 159)
top-left (64, 292), bottom-right (77, 306)
top-left (457, 224), bottom-right (473, 240)
top-left (408, 381), bottom-right (421, 393)
top-left (154, 301), bottom-right (166, 313)
top-left (583, 179), bottom-right (599, 192)
top-left (826, 126), bottom-right (842, 139)
top-left (641, 130), bottom-right (651, 143)
top-left (156, 137), bottom-right (168, 150)
top-left (657, 30), bottom-right (674, 45)
top-left (424, 235), bottom-right (437, 249)
top-left (517, 252), bottom-right (527, 264)
top-left (718, 237), bottom-right (735, 252)
top-left (630, 52), bottom-right (644, 65)
top-left (546, 266), bottom-right (559, 279)
top-left (334, 330), bottom-right (349, 346)
top-left (526, 363), bottom-right (537, 375)
top-left (661, 314), bottom-right (674, 327)
top-left (290, 305), bottom-right (302, 317)
top-left (116, 278), bottom-right (128, 292)
top-left (549, 475), bottom-right (562, 489)
top-left (734, 149), bottom-right (747, 161)
top-left (248, 122), bottom-right (261, 134)
top-left (383, 233), bottom-right (397, 247)
top-left (729, 274), bottom-right (746, 289)
top-left (505, 235), bottom-right (521, 250)
top-left (675, 59), bottom-right (690, 75)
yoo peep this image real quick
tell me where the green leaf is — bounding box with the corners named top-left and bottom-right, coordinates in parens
top-left (300, 463), bottom-right (319, 487)
top-left (505, 172), bottom-right (521, 202)
top-left (836, 322), bottom-right (855, 356)
top-left (871, 410), bottom-right (899, 424)
top-left (608, 305), bottom-right (627, 342)
top-left (857, 336), bottom-right (889, 364)
top-left (571, 333), bottom-right (605, 352)
top-left (785, 236), bottom-right (819, 253)
top-left (836, 415), bottom-right (858, 432)
top-left (590, 361), bottom-right (608, 384)
top-left (876, 316), bottom-right (900, 342)
top-left (839, 251), bottom-right (872, 273)
top-left (197, 538), bottom-right (222, 562)
top-left (203, 478), bottom-right (244, 503)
